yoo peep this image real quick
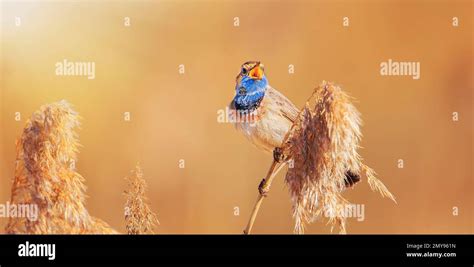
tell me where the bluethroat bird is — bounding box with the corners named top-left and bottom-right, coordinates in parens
top-left (229, 61), bottom-right (360, 194)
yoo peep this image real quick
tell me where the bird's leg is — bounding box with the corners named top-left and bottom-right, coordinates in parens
top-left (258, 178), bottom-right (268, 197)
top-left (258, 162), bottom-right (286, 197)
top-left (258, 147), bottom-right (285, 196)
top-left (273, 147), bottom-right (285, 163)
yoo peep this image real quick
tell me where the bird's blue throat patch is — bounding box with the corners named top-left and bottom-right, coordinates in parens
top-left (234, 76), bottom-right (268, 113)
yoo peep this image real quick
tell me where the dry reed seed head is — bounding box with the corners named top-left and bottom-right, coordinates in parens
top-left (22, 100), bottom-right (80, 174)
top-left (363, 164), bottom-right (396, 203)
top-left (284, 81), bottom-right (393, 234)
top-left (6, 100), bottom-right (118, 234)
top-left (124, 163), bottom-right (159, 234)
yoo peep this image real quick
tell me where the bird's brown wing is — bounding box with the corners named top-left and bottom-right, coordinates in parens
top-left (266, 86), bottom-right (300, 123)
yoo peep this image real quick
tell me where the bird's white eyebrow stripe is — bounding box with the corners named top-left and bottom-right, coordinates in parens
top-left (243, 62), bottom-right (257, 70)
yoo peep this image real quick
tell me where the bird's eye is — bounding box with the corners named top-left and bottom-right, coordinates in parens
top-left (241, 68), bottom-right (247, 75)
top-left (239, 87), bottom-right (246, 95)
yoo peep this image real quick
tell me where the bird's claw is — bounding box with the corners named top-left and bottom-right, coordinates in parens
top-left (258, 178), bottom-right (268, 197)
top-left (273, 147), bottom-right (284, 163)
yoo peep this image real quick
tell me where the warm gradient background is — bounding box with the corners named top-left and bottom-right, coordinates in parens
top-left (0, 0), bottom-right (472, 234)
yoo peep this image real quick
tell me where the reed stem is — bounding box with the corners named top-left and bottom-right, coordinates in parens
top-left (243, 161), bottom-right (285, 234)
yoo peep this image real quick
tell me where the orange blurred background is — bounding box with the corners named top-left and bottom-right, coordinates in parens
top-left (0, 0), bottom-right (472, 234)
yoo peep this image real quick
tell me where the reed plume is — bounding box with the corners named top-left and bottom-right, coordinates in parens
top-left (124, 163), bottom-right (159, 234)
top-left (5, 100), bottom-right (117, 234)
top-left (244, 81), bottom-right (396, 234)
top-left (283, 81), bottom-right (396, 234)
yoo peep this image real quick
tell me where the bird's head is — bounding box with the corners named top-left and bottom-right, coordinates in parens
top-left (234, 61), bottom-right (268, 111)
top-left (236, 61), bottom-right (268, 90)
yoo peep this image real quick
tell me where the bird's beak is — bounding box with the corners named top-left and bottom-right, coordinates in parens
top-left (249, 64), bottom-right (263, 80)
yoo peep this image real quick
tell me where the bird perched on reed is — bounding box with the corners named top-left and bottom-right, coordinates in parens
top-left (229, 61), bottom-right (361, 195)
